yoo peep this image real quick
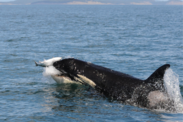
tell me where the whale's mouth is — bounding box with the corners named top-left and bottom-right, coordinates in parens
top-left (54, 74), bottom-right (71, 80)
top-left (51, 74), bottom-right (80, 84)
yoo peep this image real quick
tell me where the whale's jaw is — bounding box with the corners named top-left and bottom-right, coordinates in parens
top-left (51, 75), bottom-right (81, 84)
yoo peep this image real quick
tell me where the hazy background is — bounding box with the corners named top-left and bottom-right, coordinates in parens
top-left (0, 0), bottom-right (183, 5)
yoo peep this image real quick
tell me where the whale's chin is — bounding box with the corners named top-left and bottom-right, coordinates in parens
top-left (51, 75), bottom-right (81, 84)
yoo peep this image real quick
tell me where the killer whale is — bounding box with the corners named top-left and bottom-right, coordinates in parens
top-left (36, 57), bottom-right (173, 109)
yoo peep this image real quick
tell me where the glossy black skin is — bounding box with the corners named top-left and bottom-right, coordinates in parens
top-left (53, 58), bottom-right (170, 107)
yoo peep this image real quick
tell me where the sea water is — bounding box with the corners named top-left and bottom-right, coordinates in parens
top-left (0, 5), bottom-right (183, 121)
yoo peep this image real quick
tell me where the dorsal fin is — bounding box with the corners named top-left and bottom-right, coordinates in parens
top-left (146, 64), bottom-right (170, 85)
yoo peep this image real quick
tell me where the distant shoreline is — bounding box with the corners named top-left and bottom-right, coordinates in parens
top-left (0, 1), bottom-right (183, 6)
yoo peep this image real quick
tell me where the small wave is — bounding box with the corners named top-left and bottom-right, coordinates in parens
top-left (5, 39), bottom-right (14, 42)
top-left (164, 68), bottom-right (183, 113)
top-left (4, 37), bottom-right (28, 42)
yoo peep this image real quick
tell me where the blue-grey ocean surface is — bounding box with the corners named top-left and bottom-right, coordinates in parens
top-left (0, 5), bottom-right (183, 122)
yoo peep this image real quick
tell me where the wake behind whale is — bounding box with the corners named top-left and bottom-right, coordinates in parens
top-left (164, 69), bottom-right (183, 113)
top-left (36, 57), bottom-right (183, 113)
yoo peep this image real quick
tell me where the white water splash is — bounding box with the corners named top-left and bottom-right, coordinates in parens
top-left (164, 68), bottom-right (183, 113)
top-left (42, 66), bottom-right (61, 84)
top-left (43, 66), bottom-right (61, 76)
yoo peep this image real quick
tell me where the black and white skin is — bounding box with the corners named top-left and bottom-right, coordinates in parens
top-left (35, 57), bottom-right (173, 109)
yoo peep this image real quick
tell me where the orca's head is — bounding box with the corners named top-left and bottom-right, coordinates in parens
top-left (35, 57), bottom-right (78, 84)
